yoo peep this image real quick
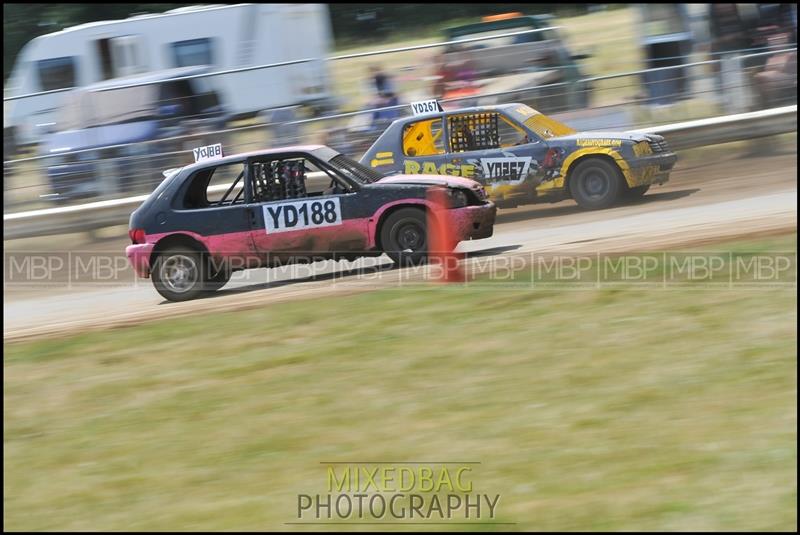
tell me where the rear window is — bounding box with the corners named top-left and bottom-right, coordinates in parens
top-left (181, 162), bottom-right (246, 209)
top-left (402, 118), bottom-right (445, 157)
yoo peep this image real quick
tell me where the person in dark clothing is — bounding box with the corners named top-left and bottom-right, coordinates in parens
top-left (709, 3), bottom-right (749, 56)
top-left (369, 65), bottom-right (394, 96)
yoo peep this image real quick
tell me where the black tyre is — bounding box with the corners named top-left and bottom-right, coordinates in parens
top-left (151, 246), bottom-right (207, 302)
top-left (380, 207), bottom-right (429, 266)
top-left (204, 263), bottom-right (232, 292)
top-left (569, 158), bottom-right (623, 210)
top-left (623, 184), bottom-right (650, 200)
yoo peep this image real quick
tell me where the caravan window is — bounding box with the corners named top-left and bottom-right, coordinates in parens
top-left (171, 38), bottom-right (214, 68)
top-left (37, 57), bottom-right (76, 91)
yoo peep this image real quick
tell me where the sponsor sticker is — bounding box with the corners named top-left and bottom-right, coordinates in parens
top-left (576, 138), bottom-right (622, 147)
top-left (263, 198), bottom-right (342, 234)
top-left (480, 157), bottom-right (533, 185)
top-left (410, 99), bottom-right (442, 116)
top-left (192, 143), bottom-right (224, 162)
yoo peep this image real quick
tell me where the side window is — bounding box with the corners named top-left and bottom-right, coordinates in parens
top-left (250, 157), bottom-right (349, 203)
top-left (447, 113), bottom-right (500, 152)
top-left (497, 114), bottom-right (530, 147)
top-left (37, 57), bottom-right (76, 91)
top-left (402, 118), bottom-right (445, 157)
top-left (171, 38), bottom-right (214, 68)
top-left (182, 162), bottom-right (246, 209)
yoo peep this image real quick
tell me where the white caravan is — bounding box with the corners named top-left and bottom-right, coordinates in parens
top-left (4, 3), bottom-right (334, 145)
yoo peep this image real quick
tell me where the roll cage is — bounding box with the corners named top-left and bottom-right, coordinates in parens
top-left (401, 109), bottom-right (544, 156)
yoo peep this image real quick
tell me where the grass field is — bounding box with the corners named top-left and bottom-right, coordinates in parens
top-left (4, 233), bottom-right (797, 531)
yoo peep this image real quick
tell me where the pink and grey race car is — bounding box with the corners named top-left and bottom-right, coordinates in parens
top-left (126, 145), bottom-right (496, 301)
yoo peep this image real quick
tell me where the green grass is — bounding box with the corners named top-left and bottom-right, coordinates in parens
top-left (4, 234), bottom-right (797, 531)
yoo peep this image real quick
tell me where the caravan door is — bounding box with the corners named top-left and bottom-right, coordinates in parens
top-left (110, 35), bottom-right (147, 78)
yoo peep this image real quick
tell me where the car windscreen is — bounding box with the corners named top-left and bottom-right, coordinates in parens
top-left (328, 154), bottom-right (385, 184)
top-left (451, 25), bottom-right (540, 49)
top-left (524, 113), bottom-right (575, 139)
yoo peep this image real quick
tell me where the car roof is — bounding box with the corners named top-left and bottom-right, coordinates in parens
top-left (394, 103), bottom-right (533, 123)
top-left (179, 144), bottom-right (333, 172)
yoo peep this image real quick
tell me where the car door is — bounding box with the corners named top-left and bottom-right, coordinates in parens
top-left (445, 111), bottom-right (550, 193)
top-left (170, 161), bottom-right (258, 266)
top-left (246, 155), bottom-right (368, 259)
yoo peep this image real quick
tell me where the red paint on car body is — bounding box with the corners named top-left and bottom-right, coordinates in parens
top-left (127, 198), bottom-right (495, 278)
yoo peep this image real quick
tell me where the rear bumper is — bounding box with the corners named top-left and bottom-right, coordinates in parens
top-left (450, 202), bottom-right (497, 241)
top-left (126, 242), bottom-right (155, 278)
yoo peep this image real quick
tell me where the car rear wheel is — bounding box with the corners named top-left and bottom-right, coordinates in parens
top-left (381, 208), bottom-right (429, 266)
top-left (151, 246), bottom-right (207, 302)
top-left (569, 158), bottom-right (623, 210)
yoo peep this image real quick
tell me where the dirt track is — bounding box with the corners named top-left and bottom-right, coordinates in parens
top-left (4, 149), bottom-right (797, 341)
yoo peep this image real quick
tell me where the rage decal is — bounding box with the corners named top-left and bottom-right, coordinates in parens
top-left (403, 160), bottom-right (477, 178)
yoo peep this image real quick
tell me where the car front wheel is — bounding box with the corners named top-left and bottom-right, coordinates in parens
top-left (381, 207), bottom-right (429, 266)
top-left (623, 184), bottom-right (650, 200)
top-left (569, 158), bottom-right (623, 210)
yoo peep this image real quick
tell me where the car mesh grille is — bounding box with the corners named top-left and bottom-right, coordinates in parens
top-left (650, 139), bottom-right (670, 153)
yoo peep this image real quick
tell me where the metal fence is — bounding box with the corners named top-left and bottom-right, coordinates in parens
top-left (3, 41), bottom-right (797, 213)
top-left (4, 104), bottom-right (796, 241)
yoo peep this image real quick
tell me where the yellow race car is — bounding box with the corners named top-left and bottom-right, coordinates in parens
top-left (360, 103), bottom-right (677, 210)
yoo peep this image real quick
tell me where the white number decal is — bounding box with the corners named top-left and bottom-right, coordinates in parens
top-left (193, 143), bottom-right (224, 162)
top-left (480, 157), bottom-right (533, 185)
top-left (410, 99), bottom-right (440, 116)
top-left (263, 198), bottom-right (342, 234)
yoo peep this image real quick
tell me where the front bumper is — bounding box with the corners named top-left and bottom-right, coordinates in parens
top-left (126, 242), bottom-right (156, 278)
top-left (450, 202), bottom-right (497, 241)
top-left (627, 152), bottom-right (678, 187)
